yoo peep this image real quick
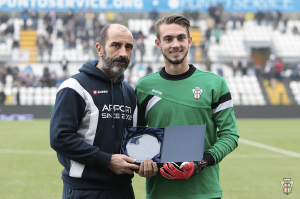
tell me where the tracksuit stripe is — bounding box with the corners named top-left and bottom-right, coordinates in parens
top-left (58, 78), bottom-right (99, 178)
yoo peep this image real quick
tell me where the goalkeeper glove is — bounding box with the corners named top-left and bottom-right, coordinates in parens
top-left (160, 160), bottom-right (207, 180)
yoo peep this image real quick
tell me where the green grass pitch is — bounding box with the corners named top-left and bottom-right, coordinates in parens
top-left (0, 119), bottom-right (299, 199)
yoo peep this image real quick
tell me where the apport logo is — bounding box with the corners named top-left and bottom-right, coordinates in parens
top-left (93, 90), bottom-right (108, 95)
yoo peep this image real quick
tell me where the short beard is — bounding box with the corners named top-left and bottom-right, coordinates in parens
top-left (102, 50), bottom-right (130, 79)
top-left (162, 49), bottom-right (188, 65)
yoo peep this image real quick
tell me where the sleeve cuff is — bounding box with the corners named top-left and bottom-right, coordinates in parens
top-left (95, 151), bottom-right (112, 169)
top-left (203, 153), bottom-right (215, 166)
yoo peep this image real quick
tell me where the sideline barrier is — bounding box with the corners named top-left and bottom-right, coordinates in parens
top-left (0, 105), bottom-right (300, 119)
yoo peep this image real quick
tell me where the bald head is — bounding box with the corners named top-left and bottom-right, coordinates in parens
top-left (97, 23), bottom-right (133, 48)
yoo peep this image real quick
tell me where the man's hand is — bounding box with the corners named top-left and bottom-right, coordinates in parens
top-left (136, 159), bottom-right (158, 178)
top-left (108, 154), bottom-right (140, 175)
top-left (160, 160), bottom-right (207, 180)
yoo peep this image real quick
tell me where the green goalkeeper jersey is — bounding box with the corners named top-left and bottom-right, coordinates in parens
top-left (135, 65), bottom-right (239, 199)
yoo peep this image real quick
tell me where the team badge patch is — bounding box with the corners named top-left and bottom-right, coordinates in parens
top-left (281, 178), bottom-right (293, 195)
top-left (193, 87), bottom-right (203, 100)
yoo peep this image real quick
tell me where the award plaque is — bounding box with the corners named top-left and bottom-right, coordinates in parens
top-left (122, 125), bottom-right (206, 163)
top-left (125, 134), bottom-right (161, 163)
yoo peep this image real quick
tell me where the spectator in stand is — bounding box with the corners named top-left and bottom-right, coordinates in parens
top-left (137, 30), bottom-right (145, 40)
top-left (60, 56), bottom-right (68, 79)
top-left (269, 53), bottom-right (276, 64)
top-left (289, 63), bottom-right (300, 81)
top-left (264, 60), bottom-right (276, 87)
top-left (205, 27), bottom-right (212, 41)
top-left (79, 9), bottom-right (86, 27)
top-left (0, 13), bottom-right (9, 24)
top-left (189, 42), bottom-right (196, 62)
top-left (231, 13), bottom-right (238, 30)
top-left (11, 65), bottom-right (19, 81)
top-left (31, 10), bottom-right (38, 30)
top-left (275, 57), bottom-right (284, 81)
top-left (69, 37), bottom-right (76, 49)
top-left (57, 28), bottom-right (63, 38)
top-left (272, 10), bottom-right (282, 30)
top-left (26, 70), bottom-right (36, 87)
top-left (0, 32), bottom-right (6, 44)
top-left (0, 88), bottom-right (6, 105)
top-left (231, 57), bottom-right (239, 76)
top-left (149, 24), bottom-right (155, 34)
top-left (240, 57), bottom-right (248, 76)
top-left (12, 38), bottom-right (19, 49)
top-left (37, 36), bottom-right (46, 62)
top-left (214, 10), bottom-right (221, 27)
top-left (85, 8), bottom-right (95, 31)
top-left (80, 29), bottom-right (89, 43)
top-left (149, 8), bottom-right (159, 22)
top-left (153, 44), bottom-right (160, 62)
top-left (191, 8), bottom-right (199, 28)
top-left (93, 21), bottom-right (102, 40)
top-left (137, 39), bottom-right (145, 63)
top-left (282, 15), bottom-right (289, 33)
top-left (64, 35), bottom-right (70, 49)
top-left (217, 2), bottom-right (224, 15)
top-left (292, 26), bottom-right (299, 35)
top-left (255, 9), bottom-right (264, 26)
top-left (200, 38), bottom-right (209, 60)
top-left (255, 62), bottom-right (263, 80)
top-left (208, 2), bottom-right (216, 19)
top-left (4, 21), bottom-right (14, 38)
top-left (263, 60), bottom-right (271, 80)
top-left (98, 11), bottom-right (107, 27)
top-left (74, 15), bottom-right (82, 31)
top-left (239, 13), bottom-right (245, 28)
top-left (269, 63), bottom-right (277, 88)
top-left (264, 9), bottom-right (272, 26)
top-left (220, 12), bottom-right (230, 33)
top-left (213, 23), bottom-right (222, 45)
top-left (146, 64), bottom-right (153, 75)
top-left (46, 21), bottom-right (54, 37)
top-left (131, 30), bottom-right (138, 40)
top-left (42, 64), bottom-right (50, 87)
top-left (131, 39), bottom-right (137, 63)
top-left (21, 9), bottom-right (29, 30)
top-left (64, 8), bottom-right (74, 26)
top-left (83, 41), bottom-right (90, 54)
top-left (49, 70), bottom-right (57, 87)
top-left (0, 65), bottom-right (6, 85)
top-left (48, 8), bottom-right (57, 26)
top-left (46, 38), bottom-right (53, 62)
top-left (183, 6), bottom-right (191, 21)
top-left (43, 11), bottom-right (50, 24)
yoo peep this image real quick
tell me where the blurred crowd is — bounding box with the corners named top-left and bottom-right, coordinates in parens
top-left (0, 63), bottom-right (61, 89)
top-left (0, 4), bottom-right (300, 94)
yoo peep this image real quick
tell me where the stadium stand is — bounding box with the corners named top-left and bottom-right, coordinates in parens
top-left (0, 8), bottom-right (300, 106)
top-left (290, 81), bottom-right (300, 105)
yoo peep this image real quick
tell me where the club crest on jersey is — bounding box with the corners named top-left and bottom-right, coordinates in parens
top-left (281, 178), bottom-right (293, 195)
top-left (193, 87), bottom-right (203, 100)
top-left (93, 90), bottom-right (108, 95)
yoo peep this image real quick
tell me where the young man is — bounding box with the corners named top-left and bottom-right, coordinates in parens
top-left (50, 24), bottom-right (140, 199)
top-left (135, 15), bottom-right (239, 199)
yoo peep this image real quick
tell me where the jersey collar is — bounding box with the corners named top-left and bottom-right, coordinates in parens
top-left (159, 64), bottom-right (196, 81)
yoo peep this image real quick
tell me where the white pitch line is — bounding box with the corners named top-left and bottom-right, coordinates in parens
top-left (0, 149), bottom-right (55, 155)
top-left (227, 154), bottom-right (296, 158)
top-left (239, 138), bottom-right (300, 158)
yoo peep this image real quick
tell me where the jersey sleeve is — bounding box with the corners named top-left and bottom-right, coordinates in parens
top-left (206, 78), bottom-right (239, 164)
top-left (135, 88), bottom-right (147, 127)
top-left (50, 85), bottom-right (111, 169)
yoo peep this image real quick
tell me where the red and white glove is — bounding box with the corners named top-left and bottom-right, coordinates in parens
top-left (160, 160), bottom-right (207, 180)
